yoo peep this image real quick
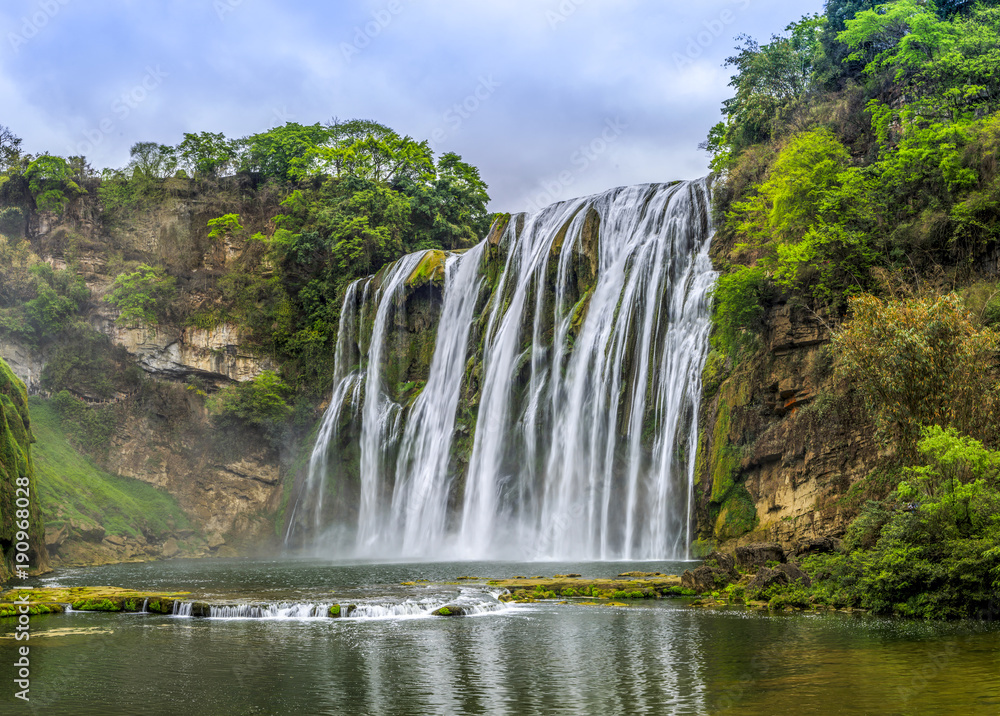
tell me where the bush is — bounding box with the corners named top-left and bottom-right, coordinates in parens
top-left (208, 371), bottom-right (292, 448)
top-left (711, 265), bottom-right (768, 355)
top-left (104, 264), bottom-right (177, 327)
top-left (832, 293), bottom-right (1000, 448)
top-left (800, 426), bottom-right (1000, 619)
top-left (49, 390), bottom-right (117, 455)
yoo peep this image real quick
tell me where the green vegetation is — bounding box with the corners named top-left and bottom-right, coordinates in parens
top-left (745, 427), bottom-right (1000, 619)
top-left (24, 154), bottom-right (85, 213)
top-left (104, 264), bottom-right (177, 327)
top-left (0, 358), bottom-right (46, 580)
top-left (703, 0), bottom-right (1000, 617)
top-left (207, 371), bottom-right (292, 448)
top-left (0, 239), bottom-right (89, 347)
top-left (1, 116), bottom-right (491, 396)
top-left (832, 293), bottom-right (999, 448)
top-left (709, 0), bottom-right (1000, 333)
top-left (29, 397), bottom-right (191, 539)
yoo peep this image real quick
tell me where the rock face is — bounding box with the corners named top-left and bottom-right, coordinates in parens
top-left (0, 181), bottom-right (292, 569)
top-left (0, 339), bottom-right (44, 396)
top-left (104, 323), bottom-right (277, 382)
top-left (696, 298), bottom-right (880, 554)
top-left (0, 358), bottom-right (49, 581)
top-left (102, 382), bottom-right (283, 539)
top-left (734, 543), bottom-right (786, 570)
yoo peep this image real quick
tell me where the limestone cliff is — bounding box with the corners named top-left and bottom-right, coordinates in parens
top-left (693, 297), bottom-right (883, 554)
top-left (0, 180), bottom-right (292, 565)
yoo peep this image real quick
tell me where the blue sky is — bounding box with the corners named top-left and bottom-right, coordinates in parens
top-left (0, 0), bottom-right (824, 212)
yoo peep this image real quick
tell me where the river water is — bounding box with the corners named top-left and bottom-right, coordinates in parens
top-left (2, 559), bottom-right (999, 715)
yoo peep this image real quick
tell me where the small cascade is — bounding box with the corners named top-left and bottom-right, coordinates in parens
top-left (164, 595), bottom-right (510, 620)
top-left (141, 598), bottom-right (149, 614)
top-left (209, 603), bottom-right (332, 619)
top-left (172, 601), bottom-right (193, 617)
top-left (290, 180), bottom-right (716, 561)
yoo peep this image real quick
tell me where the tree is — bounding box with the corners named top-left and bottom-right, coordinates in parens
top-left (177, 132), bottom-right (239, 178)
top-left (401, 152), bottom-right (491, 250)
top-left (129, 142), bottom-right (177, 179)
top-left (832, 293), bottom-right (1000, 448)
top-left (0, 125), bottom-right (23, 168)
top-left (715, 15), bottom-right (826, 155)
top-left (240, 123), bottom-right (331, 182)
top-left (104, 264), bottom-right (177, 326)
top-left (322, 119), bottom-right (434, 184)
top-left (739, 127), bottom-right (851, 242)
top-left (24, 155), bottom-right (84, 213)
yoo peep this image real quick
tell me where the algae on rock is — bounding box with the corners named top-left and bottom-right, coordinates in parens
top-left (0, 357), bottom-right (49, 581)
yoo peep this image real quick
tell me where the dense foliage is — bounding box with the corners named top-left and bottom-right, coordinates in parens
top-left (0, 117), bottom-right (492, 396)
top-left (707, 0), bottom-right (1000, 619)
top-left (833, 293), bottom-right (1000, 446)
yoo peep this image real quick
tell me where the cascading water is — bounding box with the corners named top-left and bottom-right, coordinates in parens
top-left (285, 179), bottom-right (716, 561)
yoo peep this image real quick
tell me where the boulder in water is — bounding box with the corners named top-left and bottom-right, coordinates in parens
top-left (681, 566), bottom-right (734, 593)
top-left (432, 605), bottom-right (468, 617)
top-left (774, 562), bottom-right (811, 587)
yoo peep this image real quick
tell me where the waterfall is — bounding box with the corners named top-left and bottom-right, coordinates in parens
top-left (287, 179), bottom-right (716, 560)
top-left (388, 243), bottom-right (486, 556)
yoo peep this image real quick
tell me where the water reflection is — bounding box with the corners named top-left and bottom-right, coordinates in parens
top-left (2, 561), bottom-right (999, 714)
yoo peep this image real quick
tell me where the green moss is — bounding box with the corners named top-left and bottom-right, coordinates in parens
top-left (329, 604), bottom-right (341, 617)
top-left (709, 401), bottom-right (739, 503)
top-left (701, 350), bottom-right (728, 400)
top-left (436, 606), bottom-right (452, 616)
top-left (29, 397), bottom-right (192, 539)
top-left (715, 484), bottom-right (758, 540)
top-left (71, 597), bottom-right (121, 611)
top-left (0, 358), bottom-right (47, 581)
top-left (406, 250), bottom-right (447, 288)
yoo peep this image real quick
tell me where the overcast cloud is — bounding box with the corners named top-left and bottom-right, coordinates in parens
top-left (0, 0), bottom-right (824, 212)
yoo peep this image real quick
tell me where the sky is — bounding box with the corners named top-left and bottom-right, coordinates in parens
top-left (0, 0), bottom-right (824, 213)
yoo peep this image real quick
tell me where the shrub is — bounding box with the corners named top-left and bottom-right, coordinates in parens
top-left (832, 293), bottom-right (1000, 448)
top-left (208, 371), bottom-right (292, 448)
top-left (104, 264), bottom-right (177, 327)
top-left (711, 265), bottom-right (768, 355)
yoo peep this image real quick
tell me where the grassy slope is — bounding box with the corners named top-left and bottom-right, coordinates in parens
top-left (28, 397), bottom-right (191, 538)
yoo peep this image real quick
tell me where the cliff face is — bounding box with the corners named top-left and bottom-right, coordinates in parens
top-left (693, 300), bottom-right (881, 554)
top-left (0, 358), bottom-right (48, 580)
top-left (0, 182), bottom-right (291, 564)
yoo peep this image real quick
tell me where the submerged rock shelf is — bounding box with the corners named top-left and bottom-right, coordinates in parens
top-left (482, 574), bottom-right (691, 602)
top-left (1, 574), bottom-right (698, 619)
top-left (0, 586), bottom-right (192, 617)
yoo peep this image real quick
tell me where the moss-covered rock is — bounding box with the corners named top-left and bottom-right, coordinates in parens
top-left (0, 586), bottom-right (189, 617)
top-left (0, 358), bottom-right (49, 582)
top-left (406, 250), bottom-right (447, 289)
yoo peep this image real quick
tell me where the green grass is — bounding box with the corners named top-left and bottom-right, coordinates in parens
top-left (28, 397), bottom-right (191, 538)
